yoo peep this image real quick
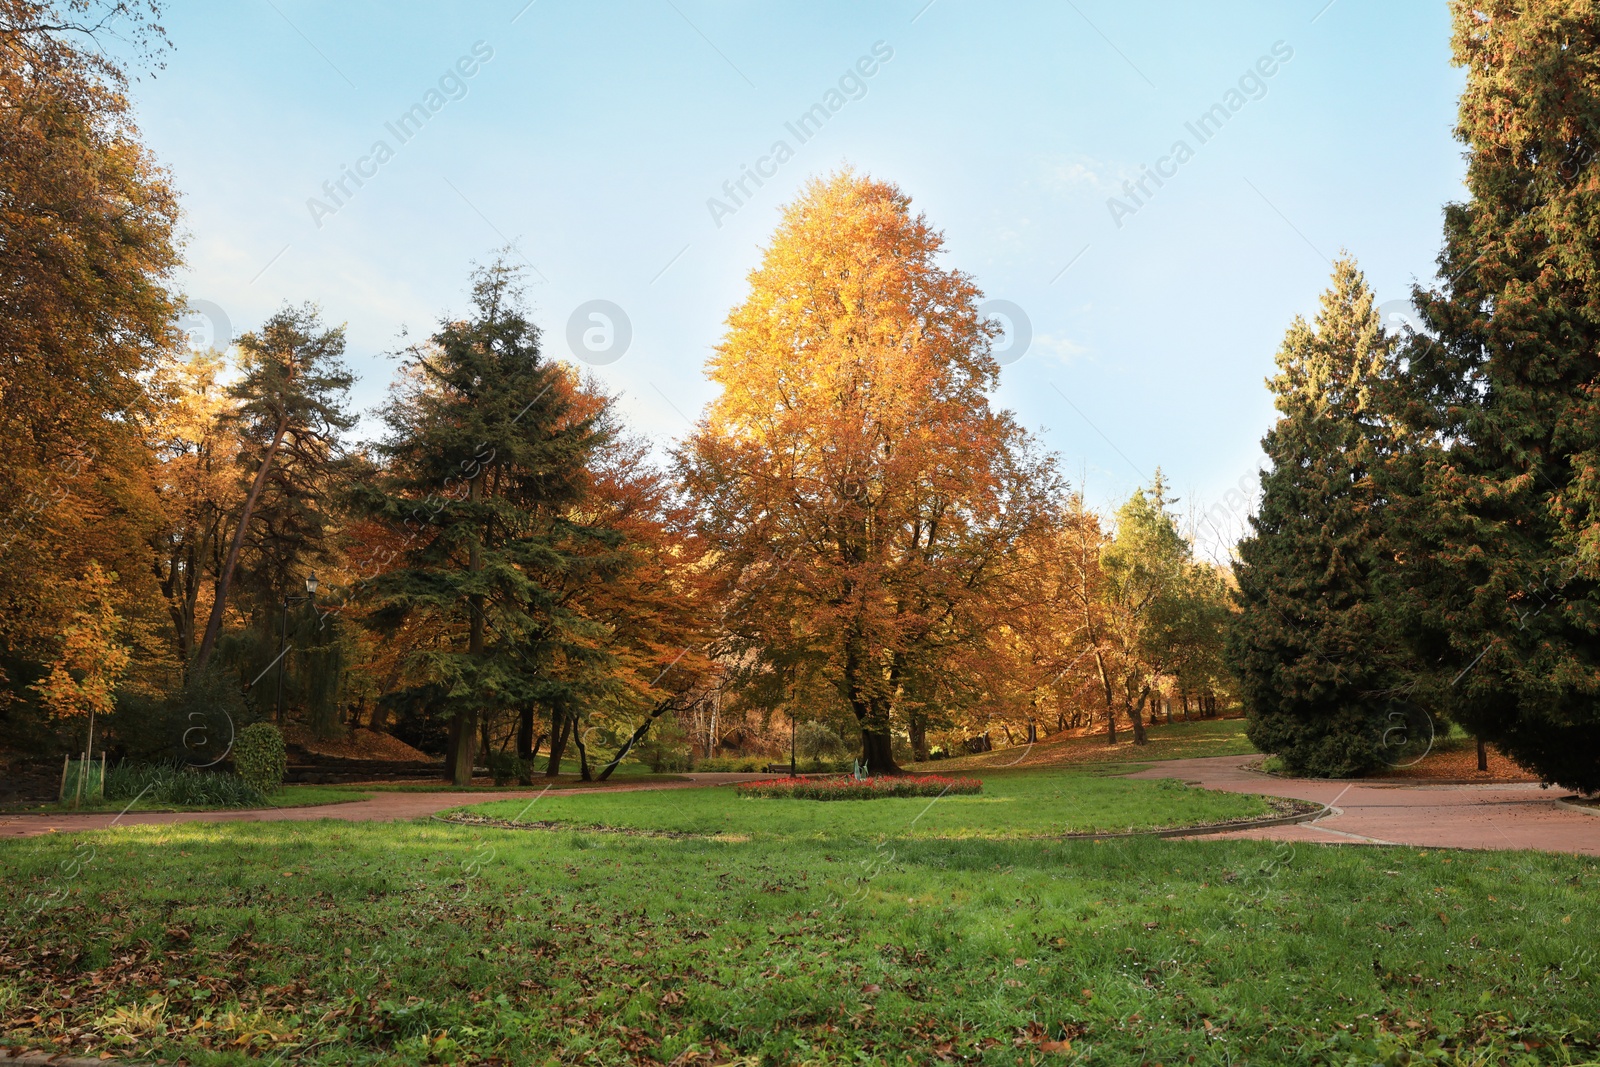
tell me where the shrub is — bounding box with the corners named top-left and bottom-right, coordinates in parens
top-left (232, 722), bottom-right (287, 795)
top-left (486, 750), bottom-right (528, 785)
top-left (632, 715), bottom-right (692, 773)
top-left (112, 666), bottom-right (248, 766)
top-left (796, 756), bottom-right (854, 774)
top-left (794, 722), bottom-right (851, 760)
top-left (737, 774), bottom-right (982, 800)
top-left (695, 755), bottom-right (771, 772)
top-left (651, 749), bottom-right (692, 773)
top-left (634, 740), bottom-right (692, 773)
top-left (104, 762), bottom-right (267, 807)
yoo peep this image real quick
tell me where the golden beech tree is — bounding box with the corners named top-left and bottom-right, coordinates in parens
top-left (0, 1), bottom-right (178, 707)
top-left (679, 171), bottom-right (1058, 774)
top-left (981, 497), bottom-right (1114, 744)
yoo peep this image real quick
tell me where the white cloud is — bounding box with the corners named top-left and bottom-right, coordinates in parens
top-left (1039, 156), bottom-right (1118, 194)
top-left (1032, 331), bottom-right (1088, 366)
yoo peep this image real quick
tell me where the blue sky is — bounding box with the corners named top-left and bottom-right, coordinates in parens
top-left (137, 0), bottom-right (1465, 555)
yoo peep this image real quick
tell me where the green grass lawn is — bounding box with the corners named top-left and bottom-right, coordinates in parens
top-left (2, 806), bottom-right (1595, 1066)
top-left (460, 768), bottom-right (1284, 839)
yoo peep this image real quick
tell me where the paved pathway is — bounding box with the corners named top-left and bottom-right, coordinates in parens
top-left (0, 774), bottom-right (761, 840)
top-left (4, 761), bottom-right (1596, 855)
top-left (1129, 754), bottom-right (1600, 855)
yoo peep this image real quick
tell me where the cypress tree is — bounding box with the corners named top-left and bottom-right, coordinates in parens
top-left (353, 261), bottom-right (609, 785)
top-left (1389, 0), bottom-right (1600, 792)
top-left (1230, 258), bottom-right (1407, 777)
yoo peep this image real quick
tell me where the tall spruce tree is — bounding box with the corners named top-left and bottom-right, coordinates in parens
top-left (1387, 0), bottom-right (1600, 792)
top-left (1230, 259), bottom-right (1407, 777)
top-left (354, 261), bottom-right (609, 785)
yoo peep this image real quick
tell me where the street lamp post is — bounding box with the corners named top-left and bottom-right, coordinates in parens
top-left (275, 572), bottom-right (318, 725)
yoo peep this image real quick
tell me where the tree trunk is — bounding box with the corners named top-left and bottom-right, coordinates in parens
top-left (599, 697), bottom-right (676, 781)
top-left (446, 710), bottom-right (476, 784)
top-left (545, 710), bottom-right (571, 777)
top-left (446, 472), bottom-right (488, 787)
top-left (1165, 695), bottom-right (1173, 725)
top-left (479, 713), bottom-right (493, 771)
top-left (195, 420), bottom-right (288, 670)
top-left (1128, 685), bottom-right (1149, 745)
top-left (1094, 649), bottom-right (1117, 745)
top-left (517, 705), bottom-right (538, 760)
top-left (843, 629), bottom-right (901, 775)
top-left (574, 728), bottom-right (592, 782)
top-left (909, 710), bottom-right (929, 763)
top-left (1477, 737), bottom-right (1488, 772)
top-left (859, 726), bottom-right (899, 776)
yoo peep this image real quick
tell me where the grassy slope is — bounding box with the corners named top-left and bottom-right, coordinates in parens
top-left (2, 818), bottom-right (1596, 1066)
top-left (462, 768), bottom-right (1279, 839)
top-left (918, 716), bottom-right (1258, 773)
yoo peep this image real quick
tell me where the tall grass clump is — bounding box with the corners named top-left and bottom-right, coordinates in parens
top-left (104, 762), bottom-right (267, 808)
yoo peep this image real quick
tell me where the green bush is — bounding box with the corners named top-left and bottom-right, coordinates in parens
top-left (695, 755), bottom-right (773, 772)
top-left (232, 722), bottom-right (287, 795)
top-left (486, 751), bottom-right (531, 785)
top-left (104, 762), bottom-right (266, 807)
top-left (633, 739), bottom-right (692, 773)
top-left (796, 756), bottom-right (854, 774)
top-left (794, 722), bottom-right (851, 760)
top-left (112, 666), bottom-right (249, 766)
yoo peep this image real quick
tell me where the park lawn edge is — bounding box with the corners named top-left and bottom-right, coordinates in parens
top-left (438, 792), bottom-right (1324, 840)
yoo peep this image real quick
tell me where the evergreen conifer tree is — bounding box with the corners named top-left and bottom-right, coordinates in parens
top-left (354, 261), bottom-right (610, 785)
top-left (1388, 0), bottom-right (1600, 791)
top-left (1230, 259), bottom-right (1407, 777)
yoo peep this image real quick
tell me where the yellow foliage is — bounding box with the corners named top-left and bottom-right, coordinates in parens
top-left (30, 562), bottom-right (131, 720)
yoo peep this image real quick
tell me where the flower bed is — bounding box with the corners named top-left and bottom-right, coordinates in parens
top-left (737, 774), bottom-right (982, 800)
